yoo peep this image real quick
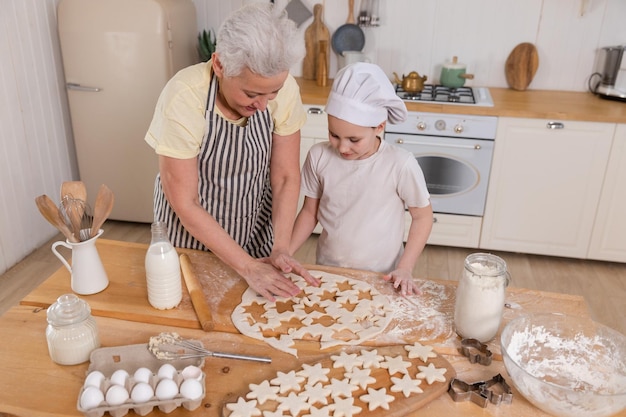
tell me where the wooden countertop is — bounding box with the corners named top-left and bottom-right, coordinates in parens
top-left (3, 239), bottom-right (615, 417)
top-left (296, 77), bottom-right (626, 124)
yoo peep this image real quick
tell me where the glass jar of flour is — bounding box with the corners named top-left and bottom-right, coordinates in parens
top-left (46, 294), bottom-right (100, 365)
top-left (454, 253), bottom-right (511, 342)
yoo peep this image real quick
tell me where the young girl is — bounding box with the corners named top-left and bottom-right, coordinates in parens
top-left (290, 62), bottom-right (433, 295)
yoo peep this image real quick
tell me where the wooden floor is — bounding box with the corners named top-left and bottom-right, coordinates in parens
top-left (2, 220), bottom-right (624, 334)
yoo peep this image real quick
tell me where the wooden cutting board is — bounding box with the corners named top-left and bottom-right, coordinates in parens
top-left (505, 42), bottom-right (539, 91)
top-left (302, 4), bottom-right (330, 80)
top-left (221, 344), bottom-right (455, 417)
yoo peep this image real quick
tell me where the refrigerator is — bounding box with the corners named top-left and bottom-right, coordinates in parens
top-left (57, 0), bottom-right (198, 222)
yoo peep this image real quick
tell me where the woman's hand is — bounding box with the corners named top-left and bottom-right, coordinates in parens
top-left (267, 250), bottom-right (320, 287)
top-left (240, 259), bottom-right (302, 302)
top-left (383, 268), bottom-right (421, 296)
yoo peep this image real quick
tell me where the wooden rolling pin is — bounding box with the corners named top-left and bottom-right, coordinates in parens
top-left (180, 254), bottom-right (215, 331)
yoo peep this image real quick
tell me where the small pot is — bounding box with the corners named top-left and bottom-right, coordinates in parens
top-left (440, 56), bottom-right (474, 88)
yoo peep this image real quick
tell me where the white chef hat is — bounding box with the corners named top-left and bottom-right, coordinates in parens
top-left (325, 62), bottom-right (408, 126)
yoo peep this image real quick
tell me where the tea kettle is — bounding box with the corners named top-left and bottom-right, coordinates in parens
top-left (393, 71), bottom-right (427, 93)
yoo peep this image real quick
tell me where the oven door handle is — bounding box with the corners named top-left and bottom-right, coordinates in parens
top-left (394, 138), bottom-right (482, 150)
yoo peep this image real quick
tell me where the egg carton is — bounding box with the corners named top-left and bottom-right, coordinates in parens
top-left (77, 342), bottom-right (206, 417)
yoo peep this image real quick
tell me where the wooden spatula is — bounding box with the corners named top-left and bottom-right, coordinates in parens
top-left (89, 184), bottom-right (114, 238)
top-left (35, 194), bottom-right (78, 242)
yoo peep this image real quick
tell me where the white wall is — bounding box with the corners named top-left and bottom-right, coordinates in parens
top-left (1, 0), bottom-right (625, 274)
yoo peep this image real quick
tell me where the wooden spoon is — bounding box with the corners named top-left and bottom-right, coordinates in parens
top-left (89, 184), bottom-right (115, 238)
top-left (60, 181), bottom-right (87, 201)
top-left (35, 194), bottom-right (79, 242)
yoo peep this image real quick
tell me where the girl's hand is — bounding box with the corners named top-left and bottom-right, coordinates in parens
top-left (383, 269), bottom-right (421, 296)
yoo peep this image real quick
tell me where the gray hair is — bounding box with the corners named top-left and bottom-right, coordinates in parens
top-left (216, 3), bottom-right (304, 78)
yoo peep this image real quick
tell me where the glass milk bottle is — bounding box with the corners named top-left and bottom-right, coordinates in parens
top-left (145, 221), bottom-right (182, 309)
top-left (454, 253), bottom-right (511, 342)
top-left (46, 294), bottom-right (100, 365)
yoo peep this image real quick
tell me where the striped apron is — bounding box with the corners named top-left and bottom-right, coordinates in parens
top-left (153, 74), bottom-right (274, 258)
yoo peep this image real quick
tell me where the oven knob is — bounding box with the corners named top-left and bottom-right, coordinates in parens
top-left (454, 124), bottom-right (464, 134)
top-left (417, 121), bottom-right (427, 131)
top-left (434, 120), bottom-right (446, 131)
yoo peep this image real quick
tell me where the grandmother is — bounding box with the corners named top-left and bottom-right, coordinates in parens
top-left (145, 3), bottom-right (318, 301)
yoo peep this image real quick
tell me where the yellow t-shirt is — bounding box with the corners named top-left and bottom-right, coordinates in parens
top-left (145, 60), bottom-right (306, 159)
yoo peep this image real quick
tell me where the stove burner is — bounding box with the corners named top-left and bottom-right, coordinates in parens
top-left (396, 84), bottom-right (477, 104)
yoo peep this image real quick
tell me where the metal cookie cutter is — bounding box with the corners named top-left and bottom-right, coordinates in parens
top-left (448, 373), bottom-right (513, 407)
top-left (448, 378), bottom-right (489, 407)
top-left (480, 373), bottom-right (513, 405)
top-left (460, 338), bottom-right (493, 366)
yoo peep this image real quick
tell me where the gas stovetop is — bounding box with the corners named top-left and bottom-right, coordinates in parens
top-left (396, 85), bottom-right (494, 107)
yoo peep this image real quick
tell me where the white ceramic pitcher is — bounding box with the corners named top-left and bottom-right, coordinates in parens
top-left (51, 229), bottom-right (109, 295)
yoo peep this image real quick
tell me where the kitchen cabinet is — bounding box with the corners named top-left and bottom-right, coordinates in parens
top-left (588, 124), bottom-right (626, 262)
top-left (480, 117), bottom-right (614, 258)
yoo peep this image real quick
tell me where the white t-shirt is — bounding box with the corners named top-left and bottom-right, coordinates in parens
top-left (301, 139), bottom-right (430, 273)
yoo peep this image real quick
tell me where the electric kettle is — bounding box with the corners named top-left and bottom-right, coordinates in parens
top-left (590, 45), bottom-right (626, 102)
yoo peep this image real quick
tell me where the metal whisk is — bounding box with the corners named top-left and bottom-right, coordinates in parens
top-left (148, 332), bottom-right (271, 363)
top-left (58, 195), bottom-right (93, 242)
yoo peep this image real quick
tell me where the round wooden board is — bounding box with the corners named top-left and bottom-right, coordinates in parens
top-left (221, 344), bottom-right (456, 417)
top-left (505, 42), bottom-right (539, 91)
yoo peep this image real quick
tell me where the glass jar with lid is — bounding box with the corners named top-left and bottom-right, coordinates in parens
top-left (46, 293), bottom-right (100, 365)
top-left (454, 253), bottom-right (511, 342)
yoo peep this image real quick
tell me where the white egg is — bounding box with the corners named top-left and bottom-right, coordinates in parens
top-left (130, 382), bottom-right (154, 403)
top-left (109, 369), bottom-right (130, 387)
top-left (157, 363), bottom-right (177, 380)
top-left (83, 370), bottom-right (105, 389)
top-left (179, 378), bottom-right (203, 401)
top-left (105, 384), bottom-right (129, 406)
top-left (181, 365), bottom-right (203, 381)
top-left (155, 378), bottom-right (179, 400)
top-left (80, 386), bottom-right (104, 410)
top-left (133, 367), bottom-right (153, 384)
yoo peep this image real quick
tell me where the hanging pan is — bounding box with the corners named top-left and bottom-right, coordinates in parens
top-left (331, 0), bottom-right (365, 55)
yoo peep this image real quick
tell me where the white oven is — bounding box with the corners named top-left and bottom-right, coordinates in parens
top-left (385, 107), bottom-right (498, 247)
top-left (385, 112), bottom-right (498, 217)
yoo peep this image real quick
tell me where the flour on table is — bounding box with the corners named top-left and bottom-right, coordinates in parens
top-left (231, 271), bottom-right (393, 356)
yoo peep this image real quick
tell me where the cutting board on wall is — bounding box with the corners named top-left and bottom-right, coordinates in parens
top-left (505, 42), bottom-right (539, 91)
top-left (302, 4), bottom-right (330, 80)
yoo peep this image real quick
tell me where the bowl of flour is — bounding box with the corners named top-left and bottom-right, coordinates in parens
top-left (500, 313), bottom-right (626, 417)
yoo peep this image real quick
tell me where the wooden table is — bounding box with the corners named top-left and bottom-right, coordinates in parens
top-left (2, 239), bottom-right (622, 417)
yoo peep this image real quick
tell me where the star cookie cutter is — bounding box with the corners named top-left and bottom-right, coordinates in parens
top-left (459, 338), bottom-right (493, 366)
top-left (448, 373), bottom-right (513, 407)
